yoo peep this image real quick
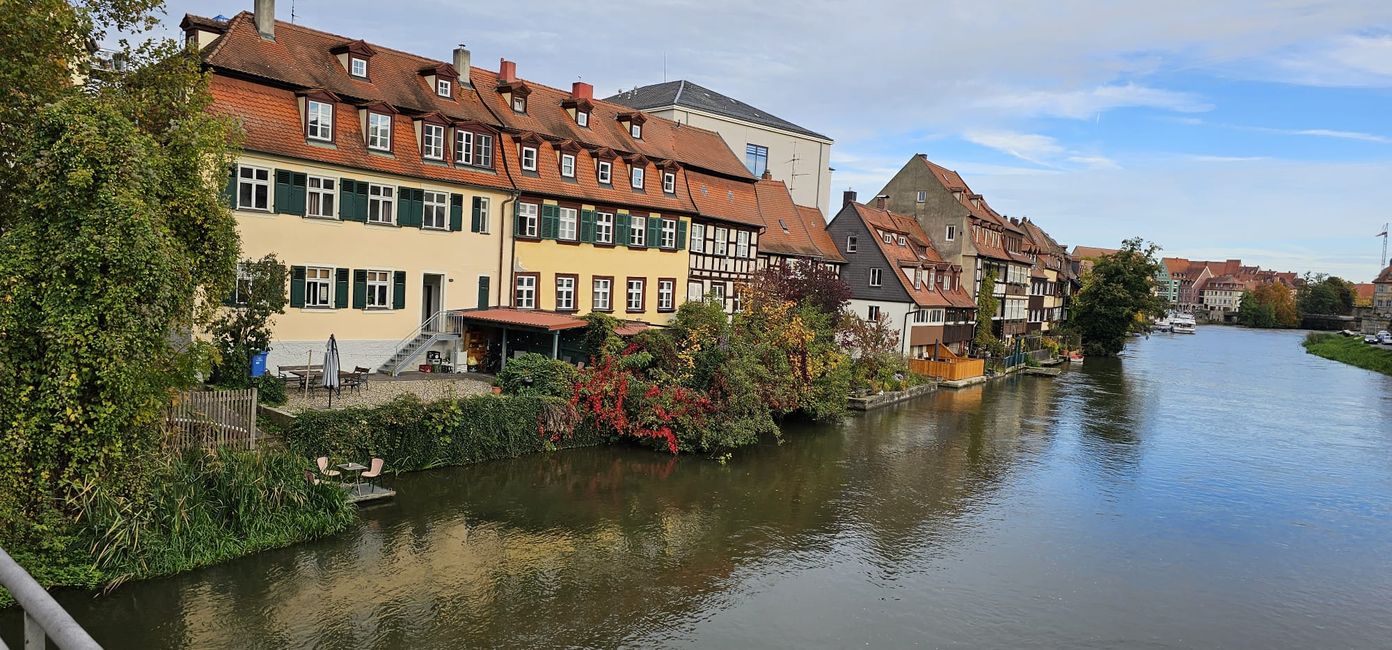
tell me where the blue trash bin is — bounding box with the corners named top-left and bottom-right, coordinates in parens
top-left (250, 350), bottom-right (269, 377)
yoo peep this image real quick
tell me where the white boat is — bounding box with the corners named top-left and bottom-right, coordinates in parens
top-left (1169, 311), bottom-right (1196, 334)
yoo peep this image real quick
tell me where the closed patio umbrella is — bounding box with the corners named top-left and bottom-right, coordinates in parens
top-left (324, 334), bottom-right (341, 407)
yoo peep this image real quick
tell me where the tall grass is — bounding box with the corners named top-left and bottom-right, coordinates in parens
top-left (1302, 332), bottom-right (1392, 376)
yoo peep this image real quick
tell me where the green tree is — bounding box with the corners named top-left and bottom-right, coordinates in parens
top-left (209, 255), bottom-right (287, 386)
top-left (1237, 291), bottom-right (1277, 328)
top-left (1069, 238), bottom-right (1165, 356)
top-left (974, 269), bottom-right (1003, 356)
top-left (1239, 283), bottom-right (1299, 328)
top-left (1297, 273), bottom-right (1355, 316)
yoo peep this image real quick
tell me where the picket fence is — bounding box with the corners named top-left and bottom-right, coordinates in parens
top-left (165, 388), bottom-right (259, 450)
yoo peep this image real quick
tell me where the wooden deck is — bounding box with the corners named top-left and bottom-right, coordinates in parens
top-left (343, 483), bottom-right (396, 505)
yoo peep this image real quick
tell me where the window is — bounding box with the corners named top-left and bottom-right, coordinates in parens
top-left (916, 190), bottom-right (927, 203)
top-left (629, 215), bottom-right (646, 247)
top-left (368, 184), bottom-right (394, 224)
top-left (558, 207), bottom-right (578, 241)
top-left (690, 223), bottom-right (705, 253)
top-left (883, 232), bottom-right (893, 244)
top-left (898, 235), bottom-right (906, 246)
top-left (592, 277), bottom-right (612, 311)
top-left (595, 212), bottom-right (614, 244)
top-left (657, 279), bottom-right (675, 311)
top-left (662, 172), bottom-right (675, 194)
top-left (630, 123), bottom-right (642, 139)
top-left (422, 123), bottom-right (445, 160)
top-left (306, 100), bottom-right (333, 141)
top-left (597, 161), bottom-right (612, 184)
top-left (746, 144), bottom-right (768, 176)
top-left (517, 203), bottom-right (538, 238)
top-left (521, 146), bottom-right (537, 172)
top-left (231, 264), bottom-right (253, 306)
top-left (350, 57), bottom-right (368, 78)
top-left (661, 219), bottom-right (677, 249)
top-left (577, 111), bottom-right (589, 127)
top-left (846, 235), bottom-right (857, 253)
top-left (627, 278), bottom-right (645, 312)
top-left (560, 153), bottom-right (576, 178)
top-left (306, 176), bottom-right (336, 218)
top-left (236, 165), bottom-right (270, 211)
top-left (929, 309), bottom-right (944, 324)
top-left (423, 190), bottom-right (447, 229)
top-left (514, 274), bottom-right (537, 309)
top-left (555, 275), bottom-right (576, 311)
top-left (710, 282), bottom-right (726, 305)
top-left (631, 166), bottom-right (644, 189)
top-left (471, 196), bottom-right (490, 233)
top-left (736, 230), bottom-right (750, 258)
top-left (476, 134), bottom-right (493, 168)
top-left (945, 225), bottom-right (956, 242)
top-left (512, 95), bottom-right (527, 113)
top-left (867, 305), bottom-right (881, 321)
top-left (437, 78), bottom-right (452, 97)
top-left (455, 131), bottom-right (472, 164)
top-left (870, 268), bottom-right (883, 287)
top-left (366, 270), bottom-right (391, 309)
top-left (367, 113), bottom-right (392, 151)
top-left (305, 267), bottom-right (333, 308)
top-left (687, 280), bottom-right (704, 303)
top-left (713, 227), bottom-right (728, 256)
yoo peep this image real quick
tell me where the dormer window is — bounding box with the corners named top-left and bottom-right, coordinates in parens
top-left (631, 166), bottom-right (644, 189)
top-left (560, 153), bottom-right (576, 178)
top-left (597, 161), bottom-right (612, 184)
top-left (662, 172), bottom-right (675, 194)
top-left (422, 123), bottom-right (445, 160)
top-left (512, 95), bottom-right (527, 113)
top-left (630, 123), bottom-right (642, 139)
top-left (577, 111), bottom-right (589, 127)
top-left (521, 146), bottom-right (537, 172)
top-left (306, 99), bottom-right (333, 142)
top-left (367, 112), bottom-right (392, 151)
top-left (437, 79), bottom-right (452, 98)
top-left (898, 235), bottom-right (906, 246)
top-left (350, 57), bottom-right (368, 78)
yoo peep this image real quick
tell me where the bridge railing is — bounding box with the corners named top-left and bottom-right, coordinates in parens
top-left (0, 545), bottom-right (100, 649)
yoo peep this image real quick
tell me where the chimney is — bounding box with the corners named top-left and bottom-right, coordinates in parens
top-left (454, 47), bottom-right (472, 87)
top-left (842, 190), bottom-right (857, 207)
top-left (498, 58), bottom-right (516, 83)
top-left (760, 170), bottom-right (772, 181)
top-left (917, 153), bottom-right (928, 160)
top-left (254, 0), bottom-right (275, 40)
top-left (875, 196), bottom-right (889, 210)
top-left (571, 81), bottom-right (593, 100)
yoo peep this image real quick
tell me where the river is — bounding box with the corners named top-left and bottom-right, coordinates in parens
top-left (20, 327), bottom-right (1392, 648)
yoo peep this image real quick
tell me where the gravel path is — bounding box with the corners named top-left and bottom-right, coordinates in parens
top-left (283, 377), bottom-right (491, 412)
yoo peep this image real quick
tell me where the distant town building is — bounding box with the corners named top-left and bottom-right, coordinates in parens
top-left (1374, 265), bottom-right (1392, 316)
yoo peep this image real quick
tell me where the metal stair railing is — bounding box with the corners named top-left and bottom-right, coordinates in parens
top-left (0, 545), bottom-right (101, 649)
top-left (380, 309), bottom-right (460, 376)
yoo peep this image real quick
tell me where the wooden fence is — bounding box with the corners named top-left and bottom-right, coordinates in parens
top-left (909, 357), bottom-right (985, 382)
top-left (165, 388), bottom-right (259, 450)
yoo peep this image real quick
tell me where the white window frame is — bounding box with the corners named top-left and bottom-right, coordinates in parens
top-left (558, 207), bottom-right (578, 241)
top-left (658, 279), bottom-right (674, 311)
top-left (555, 276), bottom-right (576, 311)
top-left (514, 275), bottom-right (537, 309)
top-left (627, 278), bottom-right (645, 311)
top-left (476, 133), bottom-right (494, 168)
top-left (690, 223), bottom-right (705, 253)
top-left (517, 202), bottom-right (539, 238)
top-left (631, 166), bottom-right (644, 189)
top-left (846, 235), bottom-right (857, 253)
top-left (423, 190), bottom-right (448, 229)
top-left (662, 172), bottom-right (675, 194)
top-left (422, 123), bottom-right (445, 160)
top-left (305, 266), bottom-right (333, 308)
top-left (629, 215), bottom-right (647, 247)
top-left (945, 225), bottom-right (956, 242)
top-left (593, 278), bottom-right (612, 311)
top-left (597, 160), bottom-right (612, 184)
top-left (560, 153), bottom-right (576, 178)
top-left (595, 211), bottom-right (614, 244)
top-left (713, 227), bottom-right (728, 256)
top-left (512, 94), bottom-right (527, 112)
top-left (929, 309), bottom-right (945, 324)
top-left (306, 175), bottom-right (336, 218)
top-left (521, 146), bottom-right (537, 172)
top-left (368, 184), bottom-right (394, 224)
top-left (366, 270), bottom-right (392, 309)
top-left (867, 305), bottom-right (881, 321)
top-left (455, 130), bottom-right (473, 164)
top-left (367, 112), bottom-right (392, 151)
top-left (472, 196), bottom-right (491, 233)
top-left (661, 219), bottom-right (677, 249)
top-left (577, 111), bottom-right (589, 127)
top-left (306, 100), bottom-right (333, 142)
top-left (437, 78), bottom-right (452, 98)
top-left (350, 57), bottom-right (368, 78)
top-left (736, 230), bottom-right (750, 258)
top-left (630, 123), bottom-right (642, 138)
top-left (870, 268), bottom-right (883, 287)
top-left (916, 190), bottom-right (928, 203)
top-left (710, 282), bottom-right (726, 305)
top-left (236, 165), bottom-right (270, 211)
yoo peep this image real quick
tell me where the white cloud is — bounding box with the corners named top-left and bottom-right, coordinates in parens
top-left (962, 130), bottom-right (1065, 166)
top-left (968, 83), bottom-right (1211, 120)
top-left (1273, 33), bottom-right (1392, 87)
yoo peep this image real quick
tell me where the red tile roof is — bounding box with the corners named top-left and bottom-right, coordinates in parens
top-left (501, 135), bottom-right (696, 213)
top-left (450, 308), bottom-right (587, 331)
top-left (1071, 245), bottom-right (1120, 260)
top-left (685, 170), bottom-right (763, 227)
top-left (1376, 265), bottom-right (1392, 284)
top-left (794, 204), bottom-right (846, 263)
top-left (849, 203), bottom-right (973, 308)
top-left (752, 177), bottom-right (843, 262)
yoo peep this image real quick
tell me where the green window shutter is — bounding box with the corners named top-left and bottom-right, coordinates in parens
top-left (340, 179), bottom-right (366, 222)
top-left (392, 271), bottom-right (407, 309)
top-left (396, 187), bottom-right (416, 228)
top-left (288, 173), bottom-right (307, 216)
top-left (224, 166), bottom-right (238, 209)
top-left (580, 209), bottom-right (595, 243)
top-left (471, 198), bottom-right (484, 233)
top-left (477, 276), bottom-right (490, 308)
top-left (289, 265), bottom-right (306, 308)
top-left (449, 193), bottom-right (464, 231)
top-left (334, 268), bottom-right (349, 308)
top-left (352, 269), bottom-right (367, 309)
top-left (616, 213), bottom-right (630, 245)
top-left (540, 204), bottom-right (559, 240)
top-left (647, 217), bottom-right (660, 248)
top-left (676, 219), bottom-right (688, 250)
top-left (273, 169), bottom-right (293, 213)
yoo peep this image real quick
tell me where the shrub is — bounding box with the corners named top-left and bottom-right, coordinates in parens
top-left (253, 373), bottom-right (287, 406)
top-left (496, 352), bottom-right (580, 398)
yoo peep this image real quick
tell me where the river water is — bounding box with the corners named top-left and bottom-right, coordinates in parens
top-left (18, 327), bottom-right (1392, 648)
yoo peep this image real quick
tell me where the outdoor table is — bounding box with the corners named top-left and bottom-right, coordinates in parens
top-left (337, 462), bottom-right (367, 495)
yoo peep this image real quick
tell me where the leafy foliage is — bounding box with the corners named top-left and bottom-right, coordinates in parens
top-left (496, 352), bottom-right (581, 398)
top-left (974, 270), bottom-right (1004, 356)
top-left (210, 254), bottom-right (287, 386)
top-left (839, 311), bottom-right (909, 392)
top-left (1297, 274), bottom-right (1356, 317)
top-left (1303, 332), bottom-right (1392, 376)
top-left (1238, 283), bottom-right (1299, 328)
top-left (1069, 238), bottom-right (1166, 356)
top-left (749, 261), bottom-right (852, 317)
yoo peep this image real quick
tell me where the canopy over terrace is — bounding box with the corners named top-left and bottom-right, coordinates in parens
top-left (449, 308), bottom-right (650, 371)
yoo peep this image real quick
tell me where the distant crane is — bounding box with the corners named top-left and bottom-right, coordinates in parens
top-left (1381, 222), bottom-right (1389, 268)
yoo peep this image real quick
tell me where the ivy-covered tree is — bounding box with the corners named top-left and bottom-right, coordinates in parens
top-left (974, 269), bottom-right (1003, 356)
top-left (1070, 238), bottom-right (1166, 356)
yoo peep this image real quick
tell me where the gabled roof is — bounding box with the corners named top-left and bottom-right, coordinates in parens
top-left (685, 170), bottom-right (763, 227)
top-left (1071, 245), bottom-right (1120, 260)
top-left (1375, 265), bottom-right (1392, 284)
top-left (500, 135), bottom-right (697, 213)
top-left (848, 202), bottom-right (974, 308)
top-left (753, 176), bottom-right (843, 263)
top-left (795, 204), bottom-right (845, 264)
top-left (607, 80), bottom-right (831, 141)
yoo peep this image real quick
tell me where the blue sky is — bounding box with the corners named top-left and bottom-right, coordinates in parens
top-left (153, 0), bottom-right (1392, 280)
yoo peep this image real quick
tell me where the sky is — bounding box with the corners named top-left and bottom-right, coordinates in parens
top-left (151, 0), bottom-right (1392, 280)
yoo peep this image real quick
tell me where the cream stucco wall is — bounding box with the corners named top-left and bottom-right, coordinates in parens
top-left (231, 152), bottom-right (511, 369)
top-left (652, 107), bottom-right (832, 215)
top-left (848, 299), bottom-right (915, 355)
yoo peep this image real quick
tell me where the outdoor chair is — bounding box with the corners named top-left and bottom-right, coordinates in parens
top-left (353, 366), bottom-right (372, 391)
top-left (341, 370), bottom-right (363, 394)
top-left (304, 470), bottom-right (321, 486)
top-left (316, 456), bottom-right (341, 479)
top-left (360, 458), bottom-right (384, 491)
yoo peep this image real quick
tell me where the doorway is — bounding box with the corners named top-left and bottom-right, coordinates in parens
top-left (422, 273), bottom-right (443, 330)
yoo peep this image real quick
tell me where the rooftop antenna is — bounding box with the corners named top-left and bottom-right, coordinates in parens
top-left (290, 0), bottom-right (297, 23)
top-left (663, 52), bottom-right (667, 83)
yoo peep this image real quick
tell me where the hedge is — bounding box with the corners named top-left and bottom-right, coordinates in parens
top-left (282, 394), bottom-right (606, 472)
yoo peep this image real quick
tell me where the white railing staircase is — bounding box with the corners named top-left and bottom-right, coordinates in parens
top-left (378, 310), bottom-right (460, 376)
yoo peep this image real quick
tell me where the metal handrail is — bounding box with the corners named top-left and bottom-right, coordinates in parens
top-left (385, 309), bottom-right (450, 359)
top-left (0, 545), bottom-right (101, 649)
